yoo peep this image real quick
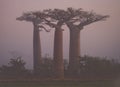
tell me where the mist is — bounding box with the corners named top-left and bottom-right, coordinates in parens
top-left (0, 0), bottom-right (120, 69)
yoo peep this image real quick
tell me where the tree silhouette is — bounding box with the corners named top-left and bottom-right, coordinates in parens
top-left (42, 9), bottom-right (66, 79)
top-left (16, 12), bottom-right (49, 73)
top-left (65, 8), bottom-right (109, 75)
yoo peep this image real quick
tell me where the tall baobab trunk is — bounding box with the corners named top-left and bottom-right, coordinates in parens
top-left (67, 23), bottom-right (83, 76)
top-left (33, 23), bottom-right (42, 73)
top-left (53, 27), bottom-right (64, 79)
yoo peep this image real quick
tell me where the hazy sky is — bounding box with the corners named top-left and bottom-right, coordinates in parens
top-left (0, 0), bottom-right (120, 68)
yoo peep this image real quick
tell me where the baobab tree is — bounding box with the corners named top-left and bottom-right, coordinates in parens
top-left (65, 9), bottom-right (109, 76)
top-left (42, 9), bottom-right (67, 79)
top-left (41, 8), bottom-right (83, 78)
top-left (16, 12), bottom-right (49, 74)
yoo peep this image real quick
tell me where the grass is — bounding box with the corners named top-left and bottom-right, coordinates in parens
top-left (0, 80), bottom-right (117, 87)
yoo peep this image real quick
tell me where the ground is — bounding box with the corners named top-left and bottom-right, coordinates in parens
top-left (0, 79), bottom-right (119, 87)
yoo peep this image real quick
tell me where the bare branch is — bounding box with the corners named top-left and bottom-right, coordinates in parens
top-left (38, 25), bottom-right (51, 32)
top-left (79, 14), bottom-right (109, 26)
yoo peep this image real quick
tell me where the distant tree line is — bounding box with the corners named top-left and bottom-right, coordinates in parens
top-left (0, 56), bottom-right (120, 79)
top-left (77, 56), bottom-right (120, 79)
top-left (0, 57), bottom-right (29, 79)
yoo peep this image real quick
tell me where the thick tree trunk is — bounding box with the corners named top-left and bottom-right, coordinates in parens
top-left (69, 27), bottom-right (81, 76)
top-left (66, 22), bottom-right (83, 77)
top-left (33, 23), bottom-right (42, 73)
top-left (53, 28), bottom-right (64, 79)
